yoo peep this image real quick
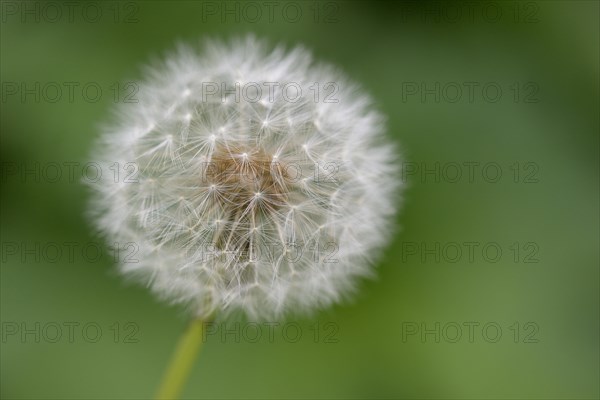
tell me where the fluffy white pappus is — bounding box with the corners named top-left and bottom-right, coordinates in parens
top-left (88, 36), bottom-right (402, 320)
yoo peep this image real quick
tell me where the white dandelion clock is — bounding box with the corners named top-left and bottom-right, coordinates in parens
top-left (89, 37), bottom-right (401, 322)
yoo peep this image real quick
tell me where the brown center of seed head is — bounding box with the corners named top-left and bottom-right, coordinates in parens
top-left (206, 145), bottom-right (291, 257)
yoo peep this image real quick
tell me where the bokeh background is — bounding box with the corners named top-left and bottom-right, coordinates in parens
top-left (1, 1), bottom-right (598, 398)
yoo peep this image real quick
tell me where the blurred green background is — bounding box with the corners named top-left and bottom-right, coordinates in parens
top-left (1, 1), bottom-right (598, 398)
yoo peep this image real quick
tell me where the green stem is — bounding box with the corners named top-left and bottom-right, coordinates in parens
top-left (155, 318), bottom-right (206, 399)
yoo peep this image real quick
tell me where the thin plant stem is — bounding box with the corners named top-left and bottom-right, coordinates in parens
top-left (155, 318), bottom-right (206, 399)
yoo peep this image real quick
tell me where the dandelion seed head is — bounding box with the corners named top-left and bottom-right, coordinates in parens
top-left (88, 36), bottom-right (402, 320)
